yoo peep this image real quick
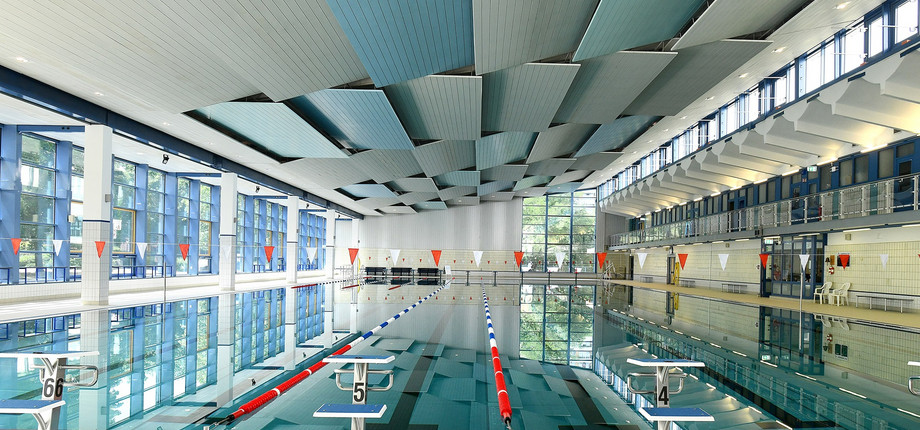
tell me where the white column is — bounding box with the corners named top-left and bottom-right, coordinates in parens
top-left (78, 310), bottom-right (109, 429)
top-left (81, 125), bottom-right (113, 305)
top-left (286, 196), bottom-right (299, 284)
top-left (216, 293), bottom-right (235, 404)
top-left (219, 173), bottom-right (238, 291)
top-left (324, 210), bottom-right (336, 279)
top-left (284, 286), bottom-right (298, 370)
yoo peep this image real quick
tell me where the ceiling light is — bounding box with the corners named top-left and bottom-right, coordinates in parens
top-left (730, 185), bottom-right (742, 190)
top-left (631, 151), bottom-right (637, 154)
top-left (680, 116), bottom-right (687, 119)
top-left (772, 47), bottom-right (787, 53)
top-left (693, 197), bottom-right (703, 201)
top-left (903, 223), bottom-right (920, 228)
top-left (898, 408), bottom-right (920, 419)
top-left (663, 129), bottom-right (669, 132)
top-left (710, 192), bottom-right (721, 197)
top-left (843, 228), bottom-right (869, 233)
top-left (705, 96), bottom-right (715, 101)
top-left (839, 388), bottom-right (866, 399)
top-left (782, 169), bottom-right (800, 176)
top-left (735, 238), bottom-right (749, 242)
top-left (860, 143), bottom-right (888, 153)
top-left (162, 122), bottom-right (170, 126)
top-left (817, 157), bottom-right (837, 166)
top-left (93, 91), bottom-right (104, 97)
top-left (754, 178), bottom-right (768, 184)
top-left (15, 57), bottom-right (28, 63)
top-left (834, 2), bottom-right (851, 10)
top-left (738, 73), bottom-right (749, 78)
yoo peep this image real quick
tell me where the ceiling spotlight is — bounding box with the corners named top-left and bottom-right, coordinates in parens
top-left (93, 91), bottom-right (104, 96)
top-left (705, 96), bottom-right (715, 101)
top-left (738, 73), bottom-right (749, 78)
top-left (834, 2), bottom-right (850, 10)
top-left (162, 122), bottom-right (170, 126)
top-left (680, 116), bottom-right (687, 119)
top-left (15, 57), bottom-right (28, 63)
top-left (161, 154), bottom-right (169, 164)
top-left (772, 46), bottom-right (787, 53)
top-left (255, 186), bottom-right (261, 193)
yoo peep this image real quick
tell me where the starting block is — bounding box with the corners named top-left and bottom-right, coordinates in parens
top-left (625, 358), bottom-right (711, 430)
top-left (0, 399), bottom-right (66, 430)
top-left (315, 355), bottom-right (394, 430)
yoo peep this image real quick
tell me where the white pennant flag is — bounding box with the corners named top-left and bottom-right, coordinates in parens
top-left (473, 250), bottom-right (483, 267)
top-left (718, 253), bottom-right (729, 271)
top-left (799, 254), bottom-right (810, 271)
top-left (52, 239), bottom-right (64, 256)
top-left (389, 249), bottom-right (400, 263)
top-left (136, 242), bottom-right (147, 260)
top-left (555, 252), bottom-right (566, 269)
top-left (880, 253), bottom-right (889, 269)
top-left (306, 247), bottom-right (317, 262)
top-left (637, 252), bottom-right (648, 269)
top-left (221, 244), bottom-right (233, 259)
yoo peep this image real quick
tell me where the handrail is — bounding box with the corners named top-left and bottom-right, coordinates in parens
top-left (609, 172), bottom-right (919, 247)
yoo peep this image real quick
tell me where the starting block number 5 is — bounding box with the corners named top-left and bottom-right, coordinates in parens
top-left (43, 377), bottom-right (65, 398)
top-left (353, 380), bottom-right (367, 403)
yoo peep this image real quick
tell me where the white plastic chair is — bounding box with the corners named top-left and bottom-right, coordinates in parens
top-left (829, 282), bottom-right (851, 306)
top-left (813, 282), bottom-right (832, 304)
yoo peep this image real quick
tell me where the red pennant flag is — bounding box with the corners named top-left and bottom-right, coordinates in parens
top-left (179, 243), bottom-right (190, 260)
top-left (264, 246), bottom-right (274, 262)
top-left (839, 254), bottom-right (849, 268)
top-left (597, 252), bottom-right (608, 267)
top-left (514, 251), bottom-right (524, 267)
top-left (95, 241), bottom-right (106, 257)
top-left (759, 253), bottom-right (769, 268)
top-left (10, 238), bottom-right (21, 255)
top-left (677, 253), bottom-right (688, 270)
top-left (431, 250), bottom-right (442, 266)
top-left (348, 248), bottom-right (359, 265)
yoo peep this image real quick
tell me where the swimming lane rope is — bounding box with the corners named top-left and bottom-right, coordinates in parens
top-left (482, 288), bottom-right (513, 429)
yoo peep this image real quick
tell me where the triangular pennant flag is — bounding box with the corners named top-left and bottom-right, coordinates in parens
top-left (264, 246), bottom-right (275, 262)
top-left (95, 241), bottom-right (106, 258)
top-left (136, 242), bottom-right (147, 260)
top-left (677, 253), bottom-right (688, 270)
top-left (759, 253), bottom-right (769, 269)
top-left (839, 254), bottom-right (850, 268)
top-left (431, 250), bottom-right (441, 266)
top-left (799, 254), bottom-right (810, 271)
top-left (597, 252), bottom-right (607, 267)
top-left (390, 249), bottom-right (400, 263)
top-left (221, 244), bottom-right (233, 259)
top-left (473, 251), bottom-right (483, 267)
top-left (880, 253), bottom-right (889, 269)
top-left (179, 243), bottom-right (190, 260)
top-left (514, 251), bottom-right (524, 267)
top-left (348, 248), bottom-right (359, 265)
top-left (307, 247), bottom-right (317, 262)
top-left (52, 239), bottom-right (65, 256)
top-left (11, 238), bottom-right (21, 255)
top-left (555, 252), bottom-right (566, 268)
top-left (718, 254), bottom-right (729, 271)
top-left (637, 252), bottom-right (648, 269)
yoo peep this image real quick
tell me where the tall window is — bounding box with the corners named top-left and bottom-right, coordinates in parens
top-left (895, 0), bottom-right (919, 42)
top-left (236, 194), bottom-right (246, 272)
top-left (520, 284), bottom-right (595, 368)
top-left (70, 147), bottom-right (84, 269)
top-left (112, 160), bottom-right (136, 267)
top-left (199, 184), bottom-right (212, 273)
top-left (176, 178), bottom-right (191, 274)
top-left (146, 169), bottom-right (166, 269)
top-left (299, 212), bottom-right (326, 270)
top-left (20, 135), bottom-right (56, 271)
top-left (520, 190), bottom-right (596, 272)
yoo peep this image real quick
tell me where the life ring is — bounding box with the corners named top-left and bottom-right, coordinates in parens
top-left (826, 334), bottom-right (833, 343)
top-left (828, 266), bottom-right (835, 275)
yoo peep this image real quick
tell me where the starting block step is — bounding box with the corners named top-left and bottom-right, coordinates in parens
top-left (324, 355), bottom-right (395, 364)
top-left (0, 399), bottom-right (65, 415)
top-left (314, 403), bottom-right (386, 418)
top-left (627, 358), bottom-right (706, 367)
top-left (639, 407), bottom-right (713, 422)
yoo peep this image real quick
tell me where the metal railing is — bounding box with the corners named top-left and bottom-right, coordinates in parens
top-left (609, 173), bottom-right (919, 246)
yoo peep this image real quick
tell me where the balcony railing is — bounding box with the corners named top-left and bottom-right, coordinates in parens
top-left (609, 173), bottom-right (920, 247)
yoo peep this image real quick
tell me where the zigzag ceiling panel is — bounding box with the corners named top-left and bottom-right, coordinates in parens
top-left (575, 115), bottom-right (659, 157)
top-left (350, 150), bottom-right (422, 183)
top-left (477, 181), bottom-right (514, 196)
top-left (526, 158), bottom-right (576, 176)
top-left (411, 140), bottom-right (477, 177)
top-left (513, 176), bottom-right (553, 191)
top-left (327, 0), bottom-right (473, 86)
top-left (475, 132), bottom-right (536, 170)
top-left (481, 164), bottom-right (530, 182)
top-left (482, 63), bottom-right (580, 132)
top-left (386, 75), bottom-right (483, 140)
top-left (435, 170), bottom-right (481, 187)
top-left (290, 89), bottom-right (413, 150)
top-left (473, 0), bottom-right (597, 75)
top-left (413, 201), bottom-right (448, 211)
top-left (389, 177), bottom-right (439, 193)
top-left (673, 0), bottom-right (809, 50)
top-left (569, 151), bottom-right (623, 170)
top-left (526, 123), bottom-right (597, 163)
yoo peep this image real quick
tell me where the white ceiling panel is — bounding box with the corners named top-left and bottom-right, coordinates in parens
top-left (515, 186), bottom-right (549, 197)
top-left (349, 150), bottom-right (422, 183)
top-left (673, 0), bottom-right (809, 50)
top-left (435, 170), bottom-right (481, 187)
top-left (379, 205), bottom-right (418, 214)
top-left (476, 132), bottom-right (536, 170)
top-left (397, 192), bottom-right (440, 206)
top-left (548, 170), bottom-right (591, 186)
top-left (445, 196), bottom-right (480, 206)
top-left (386, 75), bottom-right (483, 140)
top-left (555, 52), bottom-right (677, 124)
top-left (280, 158), bottom-right (369, 189)
top-left (411, 140), bottom-right (477, 177)
top-left (355, 197), bottom-right (401, 210)
top-left (389, 177), bottom-right (439, 193)
top-left (514, 175), bottom-right (554, 191)
top-left (477, 181), bottom-right (514, 196)
top-left (482, 63), bottom-right (580, 132)
top-left (473, 0), bottom-right (597, 75)
top-left (438, 186), bottom-right (477, 200)
top-left (526, 158), bottom-right (576, 176)
top-left (526, 123), bottom-right (597, 163)
top-left (569, 152), bottom-right (622, 171)
top-left (481, 164), bottom-right (530, 182)
top-left (0, 94), bottom-right (83, 126)
top-left (625, 40), bottom-right (772, 116)
top-left (482, 192), bottom-right (516, 202)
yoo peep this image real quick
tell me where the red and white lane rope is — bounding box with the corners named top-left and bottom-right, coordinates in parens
top-left (482, 289), bottom-right (513, 429)
top-left (215, 281), bottom-right (449, 425)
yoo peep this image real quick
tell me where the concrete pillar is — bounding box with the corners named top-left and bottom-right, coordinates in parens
top-left (284, 287), bottom-right (298, 370)
top-left (79, 310), bottom-right (110, 429)
top-left (219, 173), bottom-right (238, 291)
top-left (216, 293), bottom-right (235, 405)
top-left (286, 197), bottom-right (299, 284)
top-left (81, 125), bottom-right (113, 305)
top-left (324, 210), bottom-right (336, 279)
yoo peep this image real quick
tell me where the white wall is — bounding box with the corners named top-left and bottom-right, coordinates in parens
top-left (359, 200), bottom-right (522, 250)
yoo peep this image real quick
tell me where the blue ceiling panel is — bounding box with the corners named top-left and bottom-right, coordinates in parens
top-left (573, 0), bottom-right (705, 61)
top-left (435, 170), bottom-right (481, 187)
top-left (513, 176), bottom-right (553, 191)
top-left (290, 89), bottom-right (413, 150)
top-left (413, 201), bottom-right (448, 211)
top-left (475, 132), bottom-right (536, 170)
top-left (327, 0), bottom-right (474, 87)
top-left (477, 181), bottom-right (514, 196)
top-left (548, 183), bottom-right (583, 193)
top-left (341, 184), bottom-right (397, 198)
top-left (196, 102), bottom-right (345, 158)
top-left (574, 115), bottom-right (659, 157)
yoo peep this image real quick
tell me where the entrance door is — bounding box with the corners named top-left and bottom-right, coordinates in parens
top-left (666, 255), bottom-right (675, 285)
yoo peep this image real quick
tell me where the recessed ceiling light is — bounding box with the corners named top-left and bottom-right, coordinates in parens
top-left (135, 152), bottom-right (144, 155)
top-left (162, 122), bottom-right (170, 126)
top-left (705, 96), bottom-right (715, 101)
top-left (680, 116), bottom-right (687, 119)
top-left (631, 151), bottom-right (637, 154)
top-left (772, 46), bottom-right (787, 53)
top-left (93, 91), bottom-right (104, 96)
top-left (738, 73), bottom-right (749, 78)
top-left (663, 129), bottom-right (669, 132)
top-left (15, 57), bottom-right (28, 63)
top-left (834, 2), bottom-right (850, 10)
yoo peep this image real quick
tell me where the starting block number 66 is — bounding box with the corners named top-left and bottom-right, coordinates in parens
top-left (44, 377), bottom-right (65, 398)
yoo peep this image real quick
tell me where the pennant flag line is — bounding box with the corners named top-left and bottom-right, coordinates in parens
top-left (53, 239), bottom-right (65, 256)
top-left (637, 252), bottom-right (648, 269)
top-left (473, 250), bottom-right (483, 267)
top-left (348, 248), bottom-right (359, 265)
top-left (677, 253), bottom-right (688, 270)
top-left (136, 242), bottom-right (147, 260)
top-left (179, 244), bottom-right (190, 260)
top-left (718, 253), bottom-right (729, 271)
top-left (11, 238), bottom-right (21, 255)
top-left (880, 253), bottom-right (888, 269)
top-left (390, 249), bottom-right (400, 263)
top-left (597, 252), bottom-right (607, 267)
top-left (306, 247), bottom-right (317, 262)
top-left (513, 251), bottom-right (524, 267)
top-left (431, 250), bottom-right (442, 266)
top-left (95, 241), bottom-right (106, 258)
top-left (799, 254), bottom-right (810, 271)
top-left (759, 253), bottom-right (769, 269)
top-left (264, 246), bottom-right (275, 262)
